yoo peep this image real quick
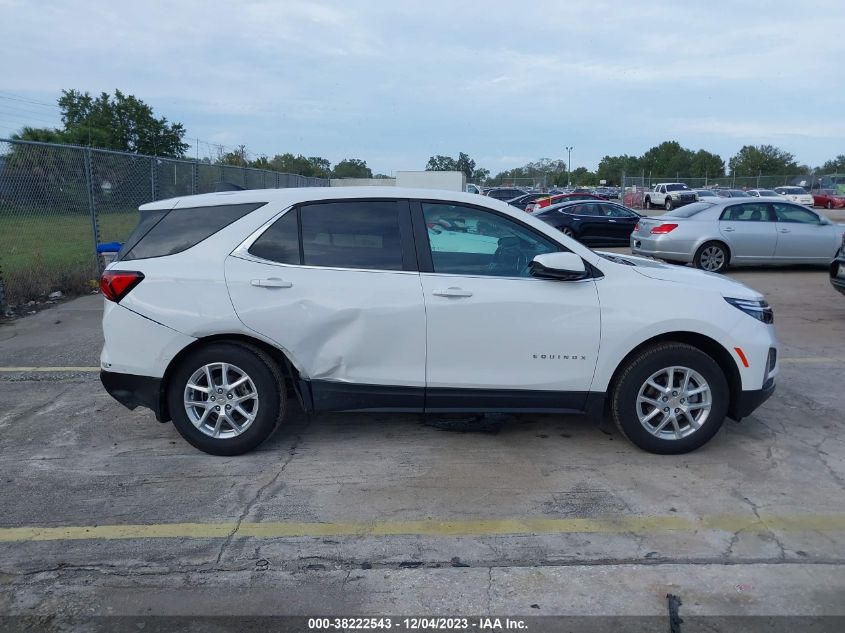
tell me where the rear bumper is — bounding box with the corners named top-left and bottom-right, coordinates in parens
top-left (101, 370), bottom-right (167, 422)
top-left (729, 379), bottom-right (775, 421)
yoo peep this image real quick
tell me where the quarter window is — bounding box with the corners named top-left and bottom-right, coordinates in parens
top-left (249, 209), bottom-right (300, 264)
top-left (422, 203), bottom-right (558, 277)
top-left (121, 202), bottom-right (264, 261)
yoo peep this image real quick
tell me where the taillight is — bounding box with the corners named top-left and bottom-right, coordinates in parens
top-left (100, 271), bottom-right (144, 303)
top-left (650, 223), bottom-right (678, 235)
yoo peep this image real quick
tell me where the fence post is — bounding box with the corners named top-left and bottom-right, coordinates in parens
top-left (84, 147), bottom-right (102, 275)
top-left (192, 161), bottom-right (198, 195)
top-left (150, 156), bottom-right (158, 201)
top-left (243, 165), bottom-right (248, 188)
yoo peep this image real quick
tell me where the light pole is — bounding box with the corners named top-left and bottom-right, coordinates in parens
top-left (565, 146), bottom-right (573, 187)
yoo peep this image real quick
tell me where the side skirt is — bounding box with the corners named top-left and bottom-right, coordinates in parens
top-left (308, 380), bottom-right (606, 416)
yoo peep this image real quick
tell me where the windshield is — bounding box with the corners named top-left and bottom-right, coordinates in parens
top-left (664, 202), bottom-right (713, 217)
top-left (665, 184), bottom-right (690, 191)
top-left (695, 190), bottom-right (716, 196)
top-left (777, 187), bottom-right (806, 194)
top-left (759, 190), bottom-right (778, 196)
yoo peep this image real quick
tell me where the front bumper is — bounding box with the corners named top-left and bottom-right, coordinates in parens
top-left (101, 370), bottom-right (168, 422)
top-left (729, 378), bottom-right (775, 421)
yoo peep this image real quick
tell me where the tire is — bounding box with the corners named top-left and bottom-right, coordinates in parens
top-left (644, 197), bottom-right (652, 210)
top-left (827, 201), bottom-right (833, 209)
top-left (693, 241), bottom-right (729, 273)
top-left (167, 342), bottom-right (286, 456)
top-left (611, 343), bottom-right (729, 454)
top-left (561, 227), bottom-right (576, 239)
top-left (665, 198), bottom-right (673, 211)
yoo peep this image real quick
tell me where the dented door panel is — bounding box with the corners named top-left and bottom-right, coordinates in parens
top-left (224, 256), bottom-right (426, 388)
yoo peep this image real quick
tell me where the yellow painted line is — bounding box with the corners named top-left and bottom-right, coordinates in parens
top-left (0, 366), bottom-right (100, 372)
top-left (2, 514), bottom-right (845, 543)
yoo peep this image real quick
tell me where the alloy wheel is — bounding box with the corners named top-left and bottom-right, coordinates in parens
top-left (636, 366), bottom-right (712, 440)
top-left (183, 362), bottom-right (259, 439)
top-left (699, 246), bottom-right (725, 272)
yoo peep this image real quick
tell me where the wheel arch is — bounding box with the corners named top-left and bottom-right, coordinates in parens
top-left (603, 331), bottom-right (742, 420)
top-left (157, 334), bottom-right (305, 422)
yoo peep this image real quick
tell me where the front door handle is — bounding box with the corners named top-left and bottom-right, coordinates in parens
top-left (778, 228), bottom-right (791, 234)
top-left (251, 278), bottom-right (293, 288)
top-left (608, 219), bottom-right (617, 223)
top-left (433, 287), bottom-right (473, 298)
top-left (722, 227), bottom-right (735, 232)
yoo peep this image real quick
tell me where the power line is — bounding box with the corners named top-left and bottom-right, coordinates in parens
top-left (0, 92), bottom-right (60, 110)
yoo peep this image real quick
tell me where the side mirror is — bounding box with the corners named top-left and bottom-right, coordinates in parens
top-left (530, 252), bottom-right (589, 281)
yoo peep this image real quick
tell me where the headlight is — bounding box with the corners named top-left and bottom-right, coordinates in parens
top-left (725, 297), bottom-right (774, 324)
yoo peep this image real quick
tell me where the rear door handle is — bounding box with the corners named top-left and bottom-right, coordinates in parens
top-left (433, 287), bottom-right (473, 298)
top-left (608, 219), bottom-right (617, 223)
top-left (778, 228), bottom-right (790, 233)
top-left (722, 227), bottom-right (735, 232)
top-left (251, 278), bottom-right (293, 288)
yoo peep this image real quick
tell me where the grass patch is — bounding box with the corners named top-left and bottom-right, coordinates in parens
top-left (0, 210), bottom-right (138, 306)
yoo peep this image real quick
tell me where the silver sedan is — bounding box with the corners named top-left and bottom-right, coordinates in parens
top-left (630, 198), bottom-right (845, 272)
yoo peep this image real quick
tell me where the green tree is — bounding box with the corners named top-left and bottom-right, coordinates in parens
top-left (217, 144), bottom-right (249, 166)
top-left (426, 154), bottom-right (458, 171)
top-left (596, 154), bottom-right (640, 185)
top-left (455, 152), bottom-right (476, 180)
top-left (267, 153), bottom-right (331, 178)
top-left (472, 167), bottom-right (490, 184)
top-left (820, 155), bottom-right (845, 174)
top-left (728, 145), bottom-right (798, 176)
top-left (689, 149), bottom-right (726, 179)
top-left (569, 167), bottom-right (598, 185)
top-left (11, 126), bottom-right (64, 143)
top-left (56, 89), bottom-right (188, 156)
top-left (639, 141), bottom-right (695, 177)
top-left (332, 158), bottom-right (372, 179)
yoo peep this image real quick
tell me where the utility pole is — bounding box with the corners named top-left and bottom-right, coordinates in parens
top-left (565, 146), bottom-right (573, 187)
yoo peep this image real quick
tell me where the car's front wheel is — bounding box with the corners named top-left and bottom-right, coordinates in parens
top-left (610, 343), bottom-right (729, 454)
top-left (561, 227), bottom-right (576, 239)
top-left (168, 342), bottom-right (286, 455)
top-left (664, 198), bottom-right (673, 211)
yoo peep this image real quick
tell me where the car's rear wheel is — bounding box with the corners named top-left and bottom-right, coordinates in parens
top-left (168, 342), bottom-right (285, 455)
top-left (694, 241), bottom-right (729, 273)
top-left (611, 343), bottom-right (728, 454)
top-left (644, 197), bottom-right (651, 210)
top-left (561, 227), bottom-right (576, 239)
top-left (827, 201), bottom-right (833, 209)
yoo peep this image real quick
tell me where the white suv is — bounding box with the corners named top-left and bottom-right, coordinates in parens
top-left (100, 187), bottom-right (778, 456)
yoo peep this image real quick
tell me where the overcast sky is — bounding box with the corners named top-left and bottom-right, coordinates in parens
top-left (1, 0), bottom-right (843, 174)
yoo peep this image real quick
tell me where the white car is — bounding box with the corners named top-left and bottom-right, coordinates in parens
top-left (100, 187), bottom-right (778, 456)
top-left (774, 186), bottom-right (814, 206)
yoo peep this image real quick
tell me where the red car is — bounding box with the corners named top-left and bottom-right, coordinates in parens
top-left (812, 189), bottom-right (845, 209)
top-left (525, 192), bottom-right (603, 213)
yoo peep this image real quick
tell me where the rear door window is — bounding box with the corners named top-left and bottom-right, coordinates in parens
top-left (121, 202), bottom-right (264, 260)
top-left (300, 201), bottom-right (405, 270)
top-left (720, 203), bottom-right (772, 222)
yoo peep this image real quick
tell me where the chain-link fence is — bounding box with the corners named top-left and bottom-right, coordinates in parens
top-left (620, 172), bottom-right (844, 210)
top-left (0, 138), bottom-right (328, 315)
